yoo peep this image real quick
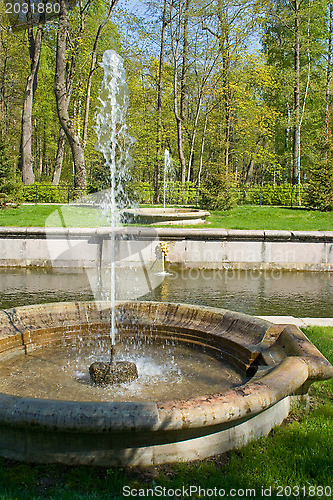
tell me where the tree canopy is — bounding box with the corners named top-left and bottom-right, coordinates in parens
top-left (0, 0), bottom-right (332, 210)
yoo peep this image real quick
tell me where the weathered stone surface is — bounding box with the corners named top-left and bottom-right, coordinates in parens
top-left (89, 361), bottom-right (138, 385)
top-left (0, 300), bottom-right (332, 466)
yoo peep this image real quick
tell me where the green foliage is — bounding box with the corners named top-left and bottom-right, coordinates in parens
top-left (130, 182), bottom-right (154, 203)
top-left (162, 181), bottom-right (198, 205)
top-left (1, 0), bottom-right (332, 210)
top-left (304, 156), bottom-right (333, 211)
top-left (0, 138), bottom-right (23, 205)
top-left (247, 183), bottom-right (302, 206)
top-left (200, 171), bottom-right (239, 210)
top-left (87, 162), bottom-right (110, 194)
top-left (130, 181), bottom-right (198, 205)
top-left (23, 183), bottom-right (66, 203)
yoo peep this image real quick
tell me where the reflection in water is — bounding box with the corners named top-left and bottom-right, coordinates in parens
top-left (0, 268), bottom-right (94, 308)
top-left (0, 266), bottom-right (332, 317)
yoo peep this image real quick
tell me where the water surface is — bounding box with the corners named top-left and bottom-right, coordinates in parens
top-left (0, 334), bottom-right (247, 402)
top-left (0, 266), bottom-right (332, 317)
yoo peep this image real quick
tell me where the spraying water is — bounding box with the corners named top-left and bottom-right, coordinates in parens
top-left (163, 149), bottom-right (172, 209)
top-left (94, 50), bottom-right (134, 361)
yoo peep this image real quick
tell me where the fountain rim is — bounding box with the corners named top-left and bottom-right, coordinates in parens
top-left (0, 300), bottom-right (332, 435)
top-left (121, 207), bottom-right (211, 224)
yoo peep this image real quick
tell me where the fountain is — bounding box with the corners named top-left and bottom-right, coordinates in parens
top-left (90, 49), bottom-right (137, 384)
top-left (123, 206), bottom-right (211, 225)
top-left (0, 300), bottom-right (332, 465)
top-left (0, 50), bottom-right (332, 466)
top-left (124, 144), bottom-right (210, 226)
top-left (163, 149), bottom-right (173, 209)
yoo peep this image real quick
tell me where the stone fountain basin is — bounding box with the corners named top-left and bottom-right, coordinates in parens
top-left (0, 301), bottom-right (331, 466)
top-left (122, 207), bottom-right (210, 225)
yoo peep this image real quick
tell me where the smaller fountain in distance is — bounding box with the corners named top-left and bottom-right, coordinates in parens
top-left (91, 49), bottom-right (137, 385)
top-left (163, 149), bottom-right (173, 208)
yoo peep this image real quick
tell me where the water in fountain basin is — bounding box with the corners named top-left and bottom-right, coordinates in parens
top-left (0, 329), bottom-right (249, 402)
top-left (94, 50), bottom-right (134, 361)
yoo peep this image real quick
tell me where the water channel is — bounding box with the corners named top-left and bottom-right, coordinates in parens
top-left (0, 266), bottom-right (332, 317)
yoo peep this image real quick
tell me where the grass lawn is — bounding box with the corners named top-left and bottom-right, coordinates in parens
top-left (0, 204), bottom-right (332, 230)
top-left (0, 326), bottom-right (332, 499)
top-left (206, 206), bottom-right (333, 231)
top-left (0, 205), bottom-right (108, 228)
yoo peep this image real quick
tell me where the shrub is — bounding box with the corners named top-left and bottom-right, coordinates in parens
top-left (131, 182), bottom-right (155, 204)
top-left (247, 183), bottom-right (302, 206)
top-left (23, 182), bottom-right (66, 203)
top-left (129, 181), bottom-right (199, 205)
top-left (200, 171), bottom-right (239, 210)
top-left (304, 160), bottom-right (333, 211)
top-left (0, 140), bottom-right (23, 205)
top-left (161, 181), bottom-right (197, 205)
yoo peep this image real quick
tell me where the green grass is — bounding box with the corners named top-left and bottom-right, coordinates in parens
top-left (1, 204), bottom-right (332, 230)
top-left (206, 206), bottom-right (333, 231)
top-left (0, 327), bottom-right (332, 499)
top-left (0, 205), bottom-right (108, 228)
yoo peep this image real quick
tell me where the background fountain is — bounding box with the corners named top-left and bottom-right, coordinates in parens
top-left (123, 142), bottom-right (210, 225)
top-left (163, 149), bottom-right (173, 209)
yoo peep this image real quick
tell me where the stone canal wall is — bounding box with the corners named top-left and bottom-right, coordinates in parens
top-left (0, 227), bottom-right (332, 271)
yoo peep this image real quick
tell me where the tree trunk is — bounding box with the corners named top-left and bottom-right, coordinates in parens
top-left (198, 112), bottom-right (208, 188)
top-left (244, 138), bottom-right (263, 184)
top-left (155, 0), bottom-right (168, 203)
top-left (174, 97), bottom-right (187, 184)
top-left (52, 128), bottom-right (66, 185)
top-left (82, 0), bottom-right (119, 149)
top-left (55, 0), bottom-right (88, 193)
top-left (222, 47), bottom-right (232, 172)
top-left (324, 4), bottom-right (333, 161)
top-left (19, 7), bottom-right (44, 186)
top-left (187, 93), bottom-right (202, 182)
top-left (180, 0), bottom-right (189, 123)
top-left (292, 0), bottom-right (300, 185)
top-left (170, 0), bottom-right (188, 184)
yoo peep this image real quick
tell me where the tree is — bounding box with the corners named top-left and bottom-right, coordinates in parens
top-left (263, 0), bottom-right (326, 188)
top-left (18, 1), bottom-right (45, 185)
top-left (82, 0), bottom-right (120, 149)
top-left (55, 0), bottom-right (93, 192)
top-left (324, 3), bottom-right (333, 158)
top-left (305, 150), bottom-right (333, 210)
top-left (0, 136), bottom-right (22, 203)
top-left (169, 0), bottom-right (190, 183)
top-left (200, 0), bottom-right (260, 174)
top-left (155, 0), bottom-right (168, 202)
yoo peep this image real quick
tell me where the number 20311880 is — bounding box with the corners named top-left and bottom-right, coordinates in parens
top-left (5, 2), bottom-right (60, 15)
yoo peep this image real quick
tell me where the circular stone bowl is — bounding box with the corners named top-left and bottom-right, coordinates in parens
top-left (0, 301), bottom-right (332, 466)
top-left (122, 207), bottom-right (211, 225)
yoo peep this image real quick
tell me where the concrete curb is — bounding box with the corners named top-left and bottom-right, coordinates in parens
top-left (0, 227), bottom-right (332, 270)
top-left (257, 316), bottom-right (333, 327)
